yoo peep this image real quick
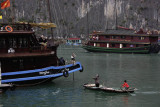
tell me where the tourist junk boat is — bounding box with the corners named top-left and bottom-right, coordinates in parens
top-left (0, 23), bottom-right (83, 87)
top-left (83, 83), bottom-right (136, 93)
top-left (82, 27), bottom-right (160, 54)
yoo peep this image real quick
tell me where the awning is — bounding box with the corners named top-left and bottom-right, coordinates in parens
top-left (18, 22), bottom-right (57, 29)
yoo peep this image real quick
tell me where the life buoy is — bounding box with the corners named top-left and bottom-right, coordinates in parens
top-left (62, 69), bottom-right (69, 77)
top-left (5, 26), bottom-right (13, 32)
top-left (80, 66), bottom-right (84, 72)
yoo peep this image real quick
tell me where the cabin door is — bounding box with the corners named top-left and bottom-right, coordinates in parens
top-left (107, 43), bottom-right (109, 48)
top-left (120, 44), bottom-right (123, 48)
top-left (94, 43), bottom-right (96, 47)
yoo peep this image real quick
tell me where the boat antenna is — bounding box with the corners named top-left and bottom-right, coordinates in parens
top-left (47, 0), bottom-right (54, 38)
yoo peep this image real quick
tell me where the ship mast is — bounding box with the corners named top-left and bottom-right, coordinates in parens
top-left (47, 0), bottom-right (54, 38)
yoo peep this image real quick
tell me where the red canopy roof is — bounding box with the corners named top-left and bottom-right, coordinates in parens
top-left (67, 38), bottom-right (80, 40)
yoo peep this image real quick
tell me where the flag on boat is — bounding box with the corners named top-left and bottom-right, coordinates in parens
top-left (0, 15), bottom-right (2, 19)
top-left (1, 0), bottom-right (10, 9)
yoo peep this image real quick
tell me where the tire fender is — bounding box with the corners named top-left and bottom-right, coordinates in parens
top-left (62, 69), bottom-right (69, 77)
top-left (80, 66), bottom-right (84, 72)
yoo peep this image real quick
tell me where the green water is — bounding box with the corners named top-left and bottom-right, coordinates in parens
top-left (1, 45), bottom-right (160, 107)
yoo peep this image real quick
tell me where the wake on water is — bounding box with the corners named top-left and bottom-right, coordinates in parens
top-left (52, 88), bottom-right (61, 95)
top-left (136, 91), bottom-right (160, 95)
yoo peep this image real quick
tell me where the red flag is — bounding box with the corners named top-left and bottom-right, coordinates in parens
top-left (1, 0), bottom-right (10, 9)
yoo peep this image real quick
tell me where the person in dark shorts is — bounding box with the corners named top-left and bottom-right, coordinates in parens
top-left (71, 53), bottom-right (76, 64)
top-left (93, 74), bottom-right (100, 87)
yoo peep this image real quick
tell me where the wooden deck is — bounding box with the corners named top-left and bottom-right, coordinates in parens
top-left (0, 51), bottom-right (55, 58)
top-left (0, 31), bottom-right (34, 34)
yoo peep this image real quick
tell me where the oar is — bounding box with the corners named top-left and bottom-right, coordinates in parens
top-left (120, 86), bottom-right (131, 94)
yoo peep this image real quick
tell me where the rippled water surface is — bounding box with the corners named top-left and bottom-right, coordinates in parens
top-left (1, 45), bottom-right (160, 107)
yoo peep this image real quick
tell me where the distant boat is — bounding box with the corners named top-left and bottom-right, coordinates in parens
top-left (82, 27), bottom-right (160, 54)
top-left (66, 38), bottom-right (82, 46)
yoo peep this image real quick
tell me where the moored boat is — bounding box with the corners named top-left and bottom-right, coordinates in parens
top-left (83, 27), bottom-right (160, 54)
top-left (66, 38), bottom-right (82, 46)
top-left (83, 83), bottom-right (136, 93)
top-left (0, 23), bottom-right (83, 86)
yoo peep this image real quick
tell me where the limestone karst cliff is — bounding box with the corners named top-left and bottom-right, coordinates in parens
top-left (0, 0), bottom-right (160, 38)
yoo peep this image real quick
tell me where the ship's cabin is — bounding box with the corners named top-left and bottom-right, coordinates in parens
top-left (0, 23), bottom-right (58, 73)
top-left (88, 30), bottom-right (159, 48)
top-left (0, 23), bottom-right (56, 53)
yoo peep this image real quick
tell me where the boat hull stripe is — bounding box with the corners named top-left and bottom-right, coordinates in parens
top-left (1, 67), bottom-right (82, 83)
top-left (2, 62), bottom-right (81, 76)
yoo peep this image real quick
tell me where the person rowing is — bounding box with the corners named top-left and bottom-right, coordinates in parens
top-left (121, 80), bottom-right (129, 90)
top-left (93, 74), bottom-right (100, 87)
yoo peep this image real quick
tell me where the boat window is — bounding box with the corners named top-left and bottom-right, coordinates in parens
top-left (130, 44), bottom-right (134, 47)
top-left (131, 36), bottom-right (133, 40)
top-left (19, 59), bottom-right (24, 70)
top-left (13, 60), bottom-right (18, 63)
top-left (136, 44), bottom-right (139, 47)
top-left (0, 38), bottom-right (6, 48)
top-left (19, 38), bottom-right (28, 48)
top-left (111, 44), bottom-right (115, 47)
top-left (105, 36), bottom-right (110, 38)
top-left (8, 38), bottom-right (17, 48)
top-left (123, 44), bottom-right (127, 47)
top-left (121, 36), bottom-right (126, 39)
top-left (111, 36), bottom-right (117, 39)
top-left (139, 36), bottom-right (145, 40)
top-left (29, 36), bottom-right (36, 47)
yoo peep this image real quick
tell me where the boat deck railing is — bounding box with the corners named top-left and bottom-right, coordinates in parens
top-left (0, 45), bottom-right (58, 58)
top-left (0, 23), bottom-right (32, 31)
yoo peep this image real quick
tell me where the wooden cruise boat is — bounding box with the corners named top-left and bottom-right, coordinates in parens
top-left (83, 27), bottom-right (160, 54)
top-left (0, 23), bottom-right (83, 86)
